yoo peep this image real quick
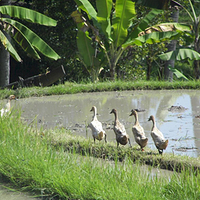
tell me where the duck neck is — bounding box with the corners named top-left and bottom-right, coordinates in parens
top-left (151, 117), bottom-right (156, 129)
top-left (134, 112), bottom-right (139, 125)
top-left (92, 107), bottom-right (97, 120)
top-left (113, 111), bottom-right (118, 123)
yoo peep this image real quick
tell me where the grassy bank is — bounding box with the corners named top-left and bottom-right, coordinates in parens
top-left (0, 113), bottom-right (200, 199)
top-left (1, 80), bottom-right (200, 99)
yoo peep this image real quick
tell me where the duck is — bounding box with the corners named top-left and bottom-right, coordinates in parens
top-left (110, 108), bottom-right (131, 148)
top-left (148, 115), bottom-right (168, 155)
top-left (129, 109), bottom-right (148, 151)
top-left (1, 95), bottom-right (16, 117)
top-left (88, 106), bottom-right (107, 143)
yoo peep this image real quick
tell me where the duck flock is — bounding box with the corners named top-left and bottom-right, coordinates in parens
top-left (89, 106), bottom-right (169, 155)
top-left (0, 96), bottom-right (168, 155)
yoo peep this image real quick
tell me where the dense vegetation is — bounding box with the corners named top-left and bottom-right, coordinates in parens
top-left (10, 0), bottom-right (200, 83)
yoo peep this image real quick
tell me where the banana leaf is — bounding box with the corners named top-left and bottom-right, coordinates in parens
top-left (74, 0), bottom-right (97, 20)
top-left (96, 0), bottom-right (112, 39)
top-left (1, 18), bottom-right (60, 60)
top-left (0, 6), bottom-right (57, 26)
top-left (112, 0), bottom-right (136, 47)
top-left (2, 18), bottom-right (40, 60)
top-left (129, 9), bottom-right (164, 39)
top-left (0, 30), bottom-right (22, 62)
top-left (168, 66), bottom-right (189, 80)
top-left (77, 29), bottom-right (94, 67)
top-left (123, 31), bottom-right (179, 47)
top-left (141, 23), bottom-right (192, 35)
top-left (159, 49), bottom-right (200, 61)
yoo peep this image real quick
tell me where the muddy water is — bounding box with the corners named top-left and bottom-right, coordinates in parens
top-left (0, 184), bottom-right (41, 200)
top-left (12, 90), bottom-right (200, 157)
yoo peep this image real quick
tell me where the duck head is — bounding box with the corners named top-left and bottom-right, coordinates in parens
top-left (110, 108), bottom-right (117, 114)
top-left (9, 95), bottom-right (16, 101)
top-left (148, 115), bottom-right (154, 121)
top-left (129, 109), bottom-right (137, 116)
top-left (90, 106), bottom-right (96, 112)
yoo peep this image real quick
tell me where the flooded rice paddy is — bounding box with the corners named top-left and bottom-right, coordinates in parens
top-left (13, 89), bottom-right (200, 158)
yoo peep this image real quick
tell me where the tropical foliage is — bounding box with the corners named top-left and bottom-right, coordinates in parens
top-left (155, 0), bottom-right (200, 79)
top-left (0, 5), bottom-right (60, 62)
top-left (72, 0), bottom-right (193, 81)
top-left (3, 0), bottom-right (199, 84)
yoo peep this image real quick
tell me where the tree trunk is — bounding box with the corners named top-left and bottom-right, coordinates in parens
top-left (164, 6), bottom-right (179, 81)
top-left (110, 58), bottom-right (116, 80)
top-left (193, 20), bottom-right (200, 79)
top-left (0, 0), bottom-right (11, 87)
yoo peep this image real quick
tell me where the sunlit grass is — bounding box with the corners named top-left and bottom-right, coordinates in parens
top-left (0, 113), bottom-right (200, 199)
top-left (1, 80), bottom-right (200, 99)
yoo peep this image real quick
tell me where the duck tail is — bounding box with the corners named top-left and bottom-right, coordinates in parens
top-left (142, 137), bottom-right (148, 146)
top-left (98, 131), bottom-right (104, 140)
top-left (120, 135), bottom-right (128, 145)
top-left (161, 139), bottom-right (169, 150)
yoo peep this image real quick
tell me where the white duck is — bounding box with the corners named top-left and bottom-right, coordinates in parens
top-left (88, 106), bottom-right (107, 143)
top-left (1, 95), bottom-right (16, 117)
top-left (148, 115), bottom-right (168, 155)
top-left (130, 109), bottom-right (148, 151)
top-left (110, 108), bottom-right (131, 148)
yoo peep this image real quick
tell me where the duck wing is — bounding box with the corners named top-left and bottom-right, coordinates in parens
top-left (114, 121), bottom-right (126, 136)
top-left (151, 128), bottom-right (168, 150)
top-left (89, 119), bottom-right (105, 135)
top-left (132, 124), bottom-right (146, 138)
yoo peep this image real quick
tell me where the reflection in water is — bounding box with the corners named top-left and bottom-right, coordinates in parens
top-left (10, 90), bottom-right (200, 158)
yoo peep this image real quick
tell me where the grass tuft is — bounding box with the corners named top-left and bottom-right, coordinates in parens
top-left (0, 113), bottom-right (200, 199)
top-left (1, 80), bottom-right (200, 99)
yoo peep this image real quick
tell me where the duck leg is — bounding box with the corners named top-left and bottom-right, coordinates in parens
top-left (158, 149), bottom-right (163, 155)
top-left (104, 133), bottom-right (107, 143)
top-left (117, 142), bottom-right (119, 148)
top-left (128, 138), bottom-right (132, 147)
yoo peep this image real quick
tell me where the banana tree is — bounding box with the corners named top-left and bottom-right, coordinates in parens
top-left (71, 10), bottom-right (106, 82)
top-left (0, 4), bottom-right (60, 87)
top-left (136, 0), bottom-right (200, 79)
top-left (72, 0), bottom-right (192, 80)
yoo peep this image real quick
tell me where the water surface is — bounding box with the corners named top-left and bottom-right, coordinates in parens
top-left (13, 90), bottom-right (200, 157)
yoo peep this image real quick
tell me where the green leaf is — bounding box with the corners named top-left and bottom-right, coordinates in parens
top-left (130, 9), bottom-right (163, 39)
top-left (123, 31), bottom-right (179, 47)
top-left (168, 66), bottom-right (189, 80)
top-left (2, 18), bottom-right (40, 60)
top-left (112, 0), bottom-right (136, 47)
top-left (157, 23), bottom-right (192, 32)
top-left (74, 0), bottom-right (97, 20)
top-left (0, 30), bottom-right (22, 62)
top-left (1, 18), bottom-right (60, 60)
top-left (158, 49), bottom-right (200, 61)
top-left (0, 6), bottom-right (57, 26)
top-left (96, 0), bottom-right (112, 39)
top-left (77, 29), bottom-right (95, 66)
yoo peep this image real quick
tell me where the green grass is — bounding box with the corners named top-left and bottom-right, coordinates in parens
top-left (0, 113), bottom-right (200, 199)
top-left (1, 80), bottom-right (200, 99)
